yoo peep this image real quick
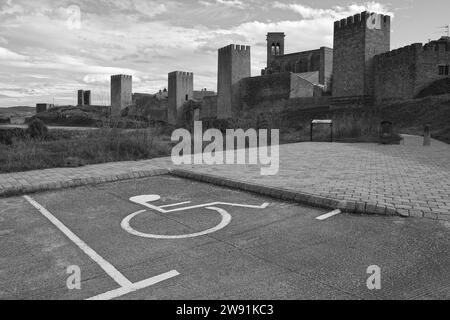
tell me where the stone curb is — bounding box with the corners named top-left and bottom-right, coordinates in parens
top-left (0, 168), bottom-right (169, 198)
top-left (169, 169), bottom-right (399, 217)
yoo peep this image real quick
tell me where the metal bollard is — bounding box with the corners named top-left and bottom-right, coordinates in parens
top-left (423, 124), bottom-right (431, 146)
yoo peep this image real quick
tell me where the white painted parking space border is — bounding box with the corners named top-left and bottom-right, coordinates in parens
top-left (316, 209), bottom-right (342, 221)
top-left (23, 195), bottom-right (179, 300)
top-left (87, 270), bottom-right (180, 300)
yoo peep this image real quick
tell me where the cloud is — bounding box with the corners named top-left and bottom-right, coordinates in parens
top-left (0, 0), bottom-right (397, 107)
top-left (199, 0), bottom-right (246, 9)
top-left (0, 0), bottom-right (24, 16)
top-left (273, 1), bottom-right (394, 19)
top-left (216, 0), bottom-right (245, 9)
top-left (0, 47), bottom-right (28, 61)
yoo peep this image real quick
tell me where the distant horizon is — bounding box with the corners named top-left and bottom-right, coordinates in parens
top-left (1, 0), bottom-right (449, 108)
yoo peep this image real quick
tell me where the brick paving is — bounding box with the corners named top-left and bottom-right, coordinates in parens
top-left (0, 159), bottom-right (171, 197)
top-left (1, 135), bottom-right (449, 220)
top-left (178, 135), bottom-right (450, 220)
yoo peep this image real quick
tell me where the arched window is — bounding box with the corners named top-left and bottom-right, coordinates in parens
top-left (275, 43), bottom-right (281, 55)
top-left (271, 43), bottom-right (276, 55)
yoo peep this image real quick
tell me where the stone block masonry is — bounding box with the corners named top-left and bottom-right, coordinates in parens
top-left (84, 90), bottom-right (91, 106)
top-left (267, 32), bottom-right (285, 67)
top-left (332, 11), bottom-right (391, 98)
top-left (374, 38), bottom-right (450, 102)
top-left (77, 90), bottom-right (85, 106)
top-left (217, 44), bottom-right (251, 119)
top-left (111, 75), bottom-right (132, 120)
top-left (168, 71), bottom-right (194, 125)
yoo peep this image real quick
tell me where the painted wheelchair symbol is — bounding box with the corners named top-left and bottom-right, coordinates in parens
top-left (121, 195), bottom-right (269, 240)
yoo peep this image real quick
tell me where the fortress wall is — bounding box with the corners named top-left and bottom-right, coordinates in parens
top-left (374, 42), bottom-right (450, 102)
top-left (415, 42), bottom-right (450, 94)
top-left (200, 95), bottom-right (218, 120)
top-left (239, 73), bottom-right (292, 106)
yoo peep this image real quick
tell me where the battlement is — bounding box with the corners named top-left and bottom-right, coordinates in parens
top-left (267, 32), bottom-right (285, 40)
top-left (375, 41), bottom-right (450, 67)
top-left (218, 44), bottom-right (251, 53)
top-left (169, 71), bottom-right (194, 78)
top-left (111, 74), bottom-right (132, 80)
top-left (423, 41), bottom-right (450, 52)
top-left (334, 11), bottom-right (390, 30)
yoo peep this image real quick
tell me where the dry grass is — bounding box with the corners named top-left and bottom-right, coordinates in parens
top-left (0, 127), bottom-right (172, 173)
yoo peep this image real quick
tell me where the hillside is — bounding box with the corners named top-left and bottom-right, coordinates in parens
top-left (33, 105), bottom-right (107, 127)
top-left (379, 94), bottom-right (450, 143)
top-left (0, 106), bottom-right (35, 116)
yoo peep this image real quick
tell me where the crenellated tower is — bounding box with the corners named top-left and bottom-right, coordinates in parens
top-left (111, 74), bottom-right (132, 120)
top-left (168, 71), bottom-right (194, 125)
top-left (217, 44), bottom-right (251, 119)
top-left (332, 11), bottom-right (391, 99)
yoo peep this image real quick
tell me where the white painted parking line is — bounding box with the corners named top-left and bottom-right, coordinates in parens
top-left (160, 201), bottom-right (192, 208)
top-left (86, 270), bottom-right (180, 300)
top-left (316, 209), bottom-right (341, 221)
top-left (23, 195), bottom-right (179, 300)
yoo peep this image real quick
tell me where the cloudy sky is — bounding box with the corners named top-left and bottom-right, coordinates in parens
top-left (0, 0), bottom-right (448, 107)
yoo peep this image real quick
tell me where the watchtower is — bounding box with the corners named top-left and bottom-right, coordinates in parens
top-left (267, 32), bottom-right (285, 67)
top-left (168, 71), bottom-right (194, 125)
top-left (332, 11), bottom-right (391, 98)
top-left (111, 75), bottom-right (132, 120)
top-left (217, 44), bottom-right (251, 119)
top-left (84, 90), bottom-right (91, 106)
top-left (77, 90), bottom-right (85, 106)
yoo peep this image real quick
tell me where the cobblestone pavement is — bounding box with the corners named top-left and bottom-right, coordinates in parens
top-left (1, 136), bottom-right (449, 220)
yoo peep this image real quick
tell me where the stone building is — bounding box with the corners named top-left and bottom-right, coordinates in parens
top-left (266, 32), bottom-right (286, 67)
top-left (193, 11), bottom-right (449, 123)
top-left (193, 89), bottom-right (216, 101)
top-left (239, 72), bottom-right (322, 107)
top-left (36, 103), bottom-right (52, 113)
top-left (168, 71), bottom-right (194, 125)
top-left (374, 37), bottom-right (450, 102)
top-left (200, 95), bottom-right (218, 122)
top-left (332, 12), bottom-right (391, 99)
top-left (217, 44), bottom-right (251, 119)
top-left (110, 74), bottom-right (132, 120)
top-left (264, 33), bottom-right (333, 91)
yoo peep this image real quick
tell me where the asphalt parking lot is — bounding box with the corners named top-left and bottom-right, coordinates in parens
top-left (0, 175), bottom-right (449, 300)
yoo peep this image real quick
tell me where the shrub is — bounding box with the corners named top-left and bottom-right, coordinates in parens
top-left (0, 130), bottom-right (13, 145)
top-left (27, 118), bottom-right (48, 139)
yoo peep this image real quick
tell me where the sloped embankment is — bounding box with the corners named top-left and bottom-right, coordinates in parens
top-left (379, 94), bottom-right (450, 143)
